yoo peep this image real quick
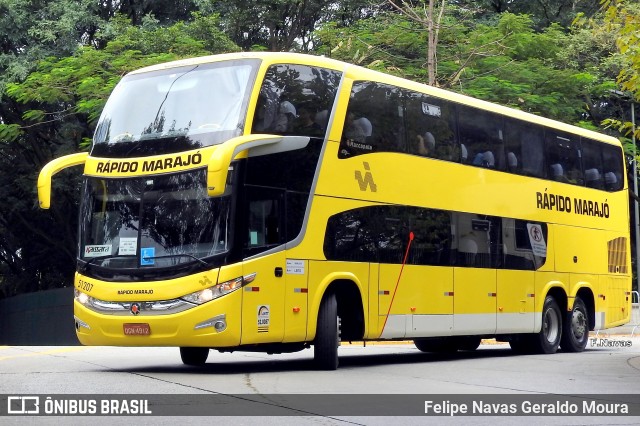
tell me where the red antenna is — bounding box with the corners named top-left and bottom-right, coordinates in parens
top-left (382, 231), bottom-right (415, 332)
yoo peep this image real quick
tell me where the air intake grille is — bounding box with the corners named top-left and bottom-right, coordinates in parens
top-left (607, 237), bottom-right (628, 274)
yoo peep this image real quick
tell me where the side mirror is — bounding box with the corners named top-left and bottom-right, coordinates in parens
top-left (37, 152), bottom-right (89, 209)
top-left (207, 134), bottom-right (309, 197)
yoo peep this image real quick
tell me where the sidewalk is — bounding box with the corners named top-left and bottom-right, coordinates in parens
top-left (597, 303), bottom-right (640, 335)
top-left (595, 323), bottom-right (639, 336)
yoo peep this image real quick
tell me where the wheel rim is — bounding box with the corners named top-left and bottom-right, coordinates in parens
top-left (542, 306), bottom-right (560, 343)
top-left (571, 308), bottom-right (587, 340)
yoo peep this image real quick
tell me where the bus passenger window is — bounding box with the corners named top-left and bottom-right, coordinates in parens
top-left (582, 138), bottom-right (605, 189)
top-left (293, 103), bottom-right (324, 137)
top-left (339, 81), bottom-right (404, 158)
top-left (458, 106), bottom-right (504, 170)
top-left (502, 219), bottom-right (547, 270)
top-left (602, 143), bottom-right (625, 191)
top-left (505, 118), bottom-right (544, 177)
top-left (252, 64), bottom-right (340, 138)
top-left (404, 91), bottom-right (458, 161)
top-left (545, 131), bottom-right (582, 185)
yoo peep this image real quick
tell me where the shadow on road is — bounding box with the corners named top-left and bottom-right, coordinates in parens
top-left (105, 345), bottom-right (527, 375)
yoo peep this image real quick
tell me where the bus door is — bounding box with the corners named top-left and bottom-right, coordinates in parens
top-left (240, 187), bottom-right (287, 344)
top-left (452, 214), bottom-right (498, 334)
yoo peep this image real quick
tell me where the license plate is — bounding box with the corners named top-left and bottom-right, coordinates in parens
top-left (123, 323), bottom-right (151, 336)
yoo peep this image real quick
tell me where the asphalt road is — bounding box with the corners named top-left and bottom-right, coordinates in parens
top-left (1, 336), bottom-right (640, 425)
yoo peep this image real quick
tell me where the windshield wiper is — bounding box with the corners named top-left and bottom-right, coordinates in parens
top-left (141, 253), bottom-right (209, 267)
top-left (80, 255), bottom-right (134, 273)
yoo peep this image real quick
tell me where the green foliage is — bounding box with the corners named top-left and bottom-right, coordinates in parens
top-left (0, 9), bottom-right (238, 297)
top-left (598, 1), bottom-right (640, 146)
top-left (0, 123), bottom-right (21, 141)
top-left (0, 0), bottom-right (635, 297)
top-left (7, 13), bottom-right (238, 130)
top-left (201, 0), bottom-right (372, 51)
top-left (316, 9), bottom-right (608, 124)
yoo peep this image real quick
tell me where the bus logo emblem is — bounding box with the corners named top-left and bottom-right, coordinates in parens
top-left (355, 162), bottom-right (377, 192)
top-left (130, 303), bottom-right (141, 315)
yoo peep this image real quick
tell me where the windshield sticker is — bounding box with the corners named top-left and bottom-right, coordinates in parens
top-left (118, 237), bottom-right (137, 256)
top-left (257, 305), bottom-right (270, 333)
top-left (526, 224), bottom-right (547, 257)
top-left (250, 231), bottom-right (258, 245)
top-left (140, 247), bottom-right (155, 266)
top-left (84, 245), bottom-right (112, 258)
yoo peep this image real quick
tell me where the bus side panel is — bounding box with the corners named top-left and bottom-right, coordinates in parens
top-left (452, 268), bottom-right (496, 335)
top-left (378, 265), bottom-right (454, 339)
top-left (282, 259), bottom-right (309, 343)
top-left (368, 263), bottom-right (379, 339)
top-left (554, 225), bottom-right (607, 274)
top-left (600, 275), bottom-right (631, 328)
top-left (241, 253), bottom-right (286, 345)
top-left (406, 266), bottom-right (454, 338)
top-left (568, 273), bottom-right (596, 310)
top-left (496, 269), bottom-right (535, 333)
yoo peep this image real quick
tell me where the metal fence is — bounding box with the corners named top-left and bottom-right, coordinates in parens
top-left (0, 287), bottom-right (78, 345)
top-left (631, 290), bottom-right (640, 336)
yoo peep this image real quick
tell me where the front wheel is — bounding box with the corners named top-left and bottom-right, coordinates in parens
top-left (180, 347), bottom-right (209, 366)
top-left (314, 292), bottom-right (340, 370)
top-left (560, 297), bottom-right (589, 352)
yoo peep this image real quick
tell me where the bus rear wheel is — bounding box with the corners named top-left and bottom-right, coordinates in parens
top-left (180, 347), bottom-right (209, 366)
top-left (314, 292), bottom-right (340, 370)
top-left (531, 295), bottom-right (562, 354)
top-left (560, 297), bottom-right (589, 352)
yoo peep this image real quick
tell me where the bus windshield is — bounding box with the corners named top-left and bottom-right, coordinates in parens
top-left (92, 59), bottom-right (259, 157)
top-left (79, 169), bottom-right (231, 274)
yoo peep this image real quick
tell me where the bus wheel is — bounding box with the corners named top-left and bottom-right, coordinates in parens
top-left (180, 347), bottom-right (209, 366)
top-left (314, 292), bottom-right (340, 370)
top-left (414, 337), bottom-right (459, 353)
top-left (457, 336), bottom-right (482, 351)
top-left (531, 295), bottom-right (562, 354)
top-left (509, 336), bottom-right (532, 353)
top-left (560, 297), bottom-right (589, 352)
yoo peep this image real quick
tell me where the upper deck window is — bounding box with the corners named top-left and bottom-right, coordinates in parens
top-left (339, 80), bottom-right (624, 193)
top-left (92, 59), bottom-right (260, 158)
top-left (251, 64), bottom-right (341, 138)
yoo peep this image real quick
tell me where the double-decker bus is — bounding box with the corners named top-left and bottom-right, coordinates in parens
top-left (38, 52), bottom-right (631, 369)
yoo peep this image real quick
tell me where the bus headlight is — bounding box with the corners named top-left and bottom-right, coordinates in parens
top-left (76, 290), bottom-right (90, 305)
top-left (180, 273), bottom-right (256, 305)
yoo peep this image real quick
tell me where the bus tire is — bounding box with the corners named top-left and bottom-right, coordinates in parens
top-left (560, 297), bottom-right (589, 352)
top-left (180, 347), bottom-right (209, 366)
top-left (414, 337), bottom-right (459, 353)
top-left (509, 336), bottom-right (532, 353)
top-left (457, 336), bottom-right (482, 351)
top-left (314, 292), bottom-right (340, 370)
top-left (530, 295), bottom-right (562, 354)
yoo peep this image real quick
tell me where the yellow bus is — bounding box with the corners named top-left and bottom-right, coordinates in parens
top-left (38, 52), bottom-right (631, 369)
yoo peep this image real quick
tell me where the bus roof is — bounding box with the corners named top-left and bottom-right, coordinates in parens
top-left (129, 51), bottom-right (622, 148)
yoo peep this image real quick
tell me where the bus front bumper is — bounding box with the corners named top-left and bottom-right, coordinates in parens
top-left (73, 290), bottom-right (242, 347)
